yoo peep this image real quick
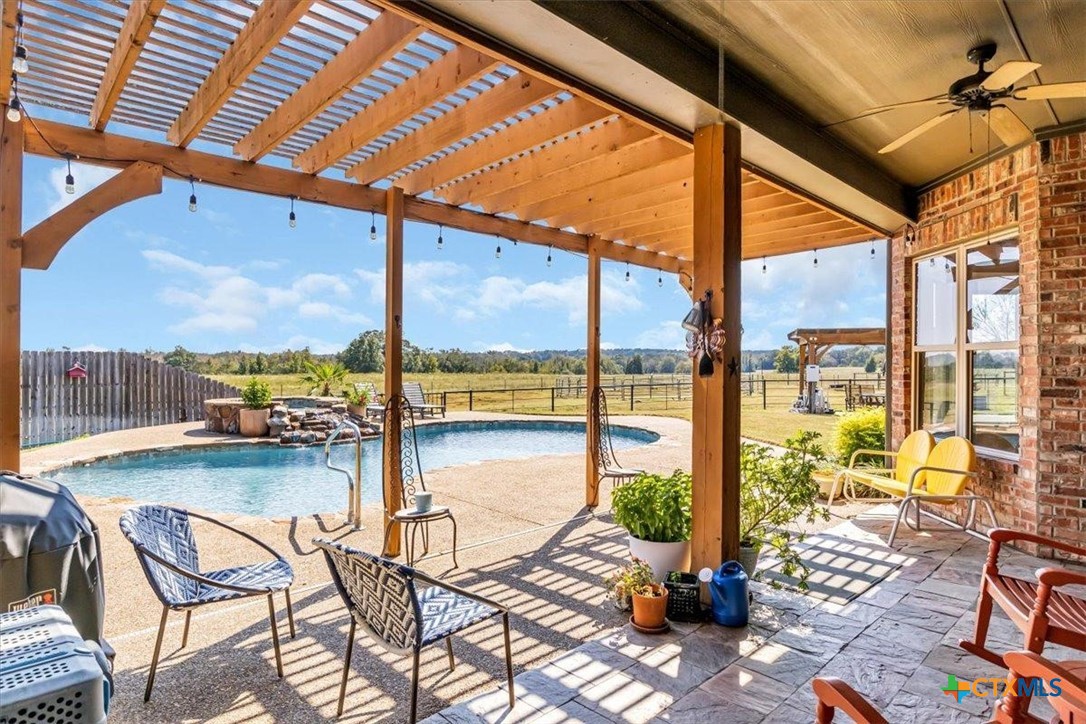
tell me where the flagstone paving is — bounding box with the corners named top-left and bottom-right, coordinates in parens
top-left (423, 506), bottom-right (1083, 724)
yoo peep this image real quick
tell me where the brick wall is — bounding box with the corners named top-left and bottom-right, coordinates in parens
top-left (889, 130), bottom-right (1085, 556)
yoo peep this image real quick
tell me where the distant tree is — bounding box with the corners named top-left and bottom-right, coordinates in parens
top-left (252, 352), bottom-right (266, 373)
top-left (774, 345), bottom-right (799, 374)
top-left (339, 330), bottom-right (386, 372)
top-left (864, 356), bottom-right (877, 373)
top-left (163, 345), bottom-right (198, 371)
top-left (624, 354), bottom-right (644, 375)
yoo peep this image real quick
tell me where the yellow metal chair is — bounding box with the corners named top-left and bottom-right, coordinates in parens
top-left (828, 429), bottom-right (934, 507)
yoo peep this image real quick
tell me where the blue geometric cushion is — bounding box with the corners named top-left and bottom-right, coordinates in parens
top-left (193, 558), bottom-right (295, 605)
top-left (418, 585), bottom-right (500, 646)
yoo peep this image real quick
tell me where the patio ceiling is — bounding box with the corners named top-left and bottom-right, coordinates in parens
top-left (3, 0), bottom-right (882, 267)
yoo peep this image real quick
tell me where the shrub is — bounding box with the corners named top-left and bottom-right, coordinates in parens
top-left (241, 377), bottom-right (272, 410)
top-left (344, 386), bottom-right (369, 406)
top-left (833, 407), bottom-right (886, 465)
top-left (611, 470), bottom-right (692, 543)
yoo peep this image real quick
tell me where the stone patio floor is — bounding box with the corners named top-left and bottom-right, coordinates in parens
top-left (424, 505), bottom-right (1082, 724)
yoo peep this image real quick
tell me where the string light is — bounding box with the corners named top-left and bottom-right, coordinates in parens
top-left (813, 248), bottom-right (818, 267)
top-left (436, 225), bottom-right (443, 250)
top-left (625, 262), bottom-right (631, 283)
top-left (64, 156), bottom-right (74, 195)
top-left (657, 269), bottom-right (663, 287)
top-left (546, 246), bottom-right (552, 267)
top-left (369, 212), bottom-right (376, 241)
top-left (12, 11), bottom-right (27, 75)
top-left (495, 242), bottom-right (502, 259)
top-left (6, 92), bottom-right (20, 123)
top-left (870, 239), bottom-right (876, 259)
top-left (288, 196), bottom-right (297, 228)
top-left (187, 177), bottom-right (197, 212)
top-left (762, 256), bottom-right (767, 274)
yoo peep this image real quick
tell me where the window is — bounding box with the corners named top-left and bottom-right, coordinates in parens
top-left (913, 238), bottom-right (1020, 455)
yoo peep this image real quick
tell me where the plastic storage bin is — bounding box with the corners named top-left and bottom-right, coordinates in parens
top-left (0, 605), bottom-right (110, 724)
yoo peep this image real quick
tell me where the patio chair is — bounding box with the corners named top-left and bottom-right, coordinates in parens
top-left (313, 538), bottom-right (513, 723)
top-left (992, 651), bottom-right (1086, 723)
top-left (118, 505), bottom-right (295, 702)
top-left (828, 429), bottom-right (934, 507)
top-left (812, 677), bottom-right (888, 724)
top-left (590, 387), bottom-right (644, 493)
top-left (353, 381), bottom-right (385, 419)
top-left (402, 382), bottom-right (446, 418)
top-left (382, 395), bottom-right (458, 567)
top-left (959, 528), bottom-right (1086, 668)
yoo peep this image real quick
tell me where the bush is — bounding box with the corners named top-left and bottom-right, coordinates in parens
top-left (833, 407), bottom-right (886, 465)
top-left (241, 377), bottom-right (272, 410)
top-left (611, 470), bottom-right (692, 543)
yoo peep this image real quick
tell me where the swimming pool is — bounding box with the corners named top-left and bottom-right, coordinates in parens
top-left (48, 421), bottom-right (658, 518)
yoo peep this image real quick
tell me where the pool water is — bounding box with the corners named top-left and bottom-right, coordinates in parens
top-left (49, 421), bottom-right (657, 518)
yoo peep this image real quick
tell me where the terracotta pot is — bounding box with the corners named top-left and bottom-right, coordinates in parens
top-left (631, 585), bottom-right (669, 629)
top-left (346, 402), bottom-right (367, 417)
top-left (239, 407), bottom-right (270, 437)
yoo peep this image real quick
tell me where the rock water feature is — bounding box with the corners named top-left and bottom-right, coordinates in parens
top-left (204, 397), bottom-right (380, 445)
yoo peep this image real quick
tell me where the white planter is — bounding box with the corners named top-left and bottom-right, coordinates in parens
top-left (628, 536), bottom-right (691, 582)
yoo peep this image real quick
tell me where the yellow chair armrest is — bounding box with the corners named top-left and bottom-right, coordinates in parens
top-left (847, 448), bottom-right (898, 468)
top-left (906, 466), bottom-right (977, 494)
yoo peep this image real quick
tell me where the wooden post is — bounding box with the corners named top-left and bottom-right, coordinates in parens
top-left (585, 237), bottom-right (601, 507)
top-left (691, 123), bottom-right (742, 573)
top-left (382, 186), bottom-right (404, 556)
top-left (0, 112), bottom-right (23, 470)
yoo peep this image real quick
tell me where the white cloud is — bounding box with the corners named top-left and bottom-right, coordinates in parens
top-left (354, 261), bottom-right (468, 306)
top-left (474, 341), bottom-right (533, 353)
top-left (292, 273), bottom-right (352, 299)
top-left (47, 163), bottom-right (119, 214)
top-left (600, 341), bottom-right (618, 350)
top-left (297, 301), bottom-right (371, 325)
top-left (69, 343), bottom-right (108, 352)
top-left (635, 321), bottom-right (686, 350)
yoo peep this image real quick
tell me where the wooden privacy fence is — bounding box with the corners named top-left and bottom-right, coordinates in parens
top-left (20, 351), bottom-right (239, 448)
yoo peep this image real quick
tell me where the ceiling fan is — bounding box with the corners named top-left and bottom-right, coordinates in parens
top-left (830, 43), bottom-right (1086, 154)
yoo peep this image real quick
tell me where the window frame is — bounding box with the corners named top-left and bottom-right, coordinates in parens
top-left (911, 231), bottom-right (1020, 461)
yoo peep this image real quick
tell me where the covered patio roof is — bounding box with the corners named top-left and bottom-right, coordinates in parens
top-left (3, 0), bottom-right (882, 269)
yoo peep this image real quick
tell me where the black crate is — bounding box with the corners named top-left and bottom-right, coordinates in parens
top-left (664, 572), bottom-right (705, 622)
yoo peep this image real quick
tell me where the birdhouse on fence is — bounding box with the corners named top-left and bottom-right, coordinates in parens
top-left (66, 362), bottom-right (88, 379)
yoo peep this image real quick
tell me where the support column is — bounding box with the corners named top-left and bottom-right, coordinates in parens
top-left (585, 237), bottom-right (601, 507)
top-left (691, 123), bottom-right (741, 573)
top-left (382, 188), bottom-right (404, 556)
top-left (884, 238), bottom-right (892, 448)
top-left (0, 113), bottom-right (23, 471)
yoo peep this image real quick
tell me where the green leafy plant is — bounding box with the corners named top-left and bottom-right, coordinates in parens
top-left (302, 361), bottom-right (349, 397)
top-left (240, 377), bottom-right (272, 410)
top-left (611, 470), bottom-right (692, 543)
top-left (740, 431), bottom-right (830, 590)
top-left (833, 407), bottom-right (886, 466)
top-left (604, 558), bottom-right (660, 609)
top-left (344, 385), bottom-right (370, 406)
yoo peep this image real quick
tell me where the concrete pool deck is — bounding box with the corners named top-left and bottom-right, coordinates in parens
top-left (16, 413), bottom-right (874, 722)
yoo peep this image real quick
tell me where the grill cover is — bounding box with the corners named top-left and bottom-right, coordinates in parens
top-left (0, 471), bottom-right (107, 649)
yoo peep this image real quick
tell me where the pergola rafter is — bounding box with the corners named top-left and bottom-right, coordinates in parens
top-left (89, 0), bottom-right (166, 131)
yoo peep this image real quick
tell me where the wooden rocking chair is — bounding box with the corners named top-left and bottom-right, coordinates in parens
top-left (993, 652), bottom-right (1086, 724)
top-left (959, 528), bottom-right (1086, 668)
top-left (812, 678), bottom-right (887, 724)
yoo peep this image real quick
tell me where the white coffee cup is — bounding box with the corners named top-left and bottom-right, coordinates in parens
top-left (415, 491), bottom-right (433, 513)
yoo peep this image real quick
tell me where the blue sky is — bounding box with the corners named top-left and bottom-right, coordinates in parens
top-left (21, 154), bottom-right (887, 355)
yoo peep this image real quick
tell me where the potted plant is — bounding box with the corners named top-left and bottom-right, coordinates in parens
top-left (239, 377), bottom-right (272, 437)
top-left (813, 467), bottom-right (842, 500)
top-left (604, 558), bottom-right (668, 629)
top-left (739, 431), bottom-right (830, 589)
top-left (611, 470), bottom-right (691, 581)
top-left (343, 385), bottom-right (369, 417)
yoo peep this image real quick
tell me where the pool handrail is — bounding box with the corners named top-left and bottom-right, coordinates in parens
top-left (325, 418), bottom-right (363, 530)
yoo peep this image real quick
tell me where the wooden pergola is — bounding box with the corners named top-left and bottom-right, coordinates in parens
top-left (0, 0), bottom-right (882, 569)
top-left (787, 327), bottom-right (887, 394)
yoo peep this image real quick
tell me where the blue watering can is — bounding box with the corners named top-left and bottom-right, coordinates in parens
top-left (708, 561), bottom-right (748, 626)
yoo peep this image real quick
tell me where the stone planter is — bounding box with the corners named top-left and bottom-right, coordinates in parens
top-left (628, 536), bottom-right (690, 582)
top-left (347, 402), bottom-right (367, 417)
top-left (738, 543), bottom-right (761, 578)
top-left (631, 585), bottom-right (668, 629)
top-left (815, 471), bottom-right (842, 500)
top-left (239, 407), bottom-right (270, 437)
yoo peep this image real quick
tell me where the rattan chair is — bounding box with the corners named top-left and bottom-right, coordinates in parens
top-left (119, 505), bottom-right (295, 701)
top-left (382, 395), bottom-right (458, 567)
top-left (314, 538), bottom-right (513, 722)
top-left (591, 387), bottom-right (644, 493)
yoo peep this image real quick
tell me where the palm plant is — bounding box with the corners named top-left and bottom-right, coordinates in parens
top-left (302, 361), bottom-right (348, 397)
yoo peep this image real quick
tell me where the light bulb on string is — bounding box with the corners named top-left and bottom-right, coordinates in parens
top-left (495, 243), bottom-right (502, 259)
top-left (288, 196), bottom-right (297, 229)
top-left (369, 212), bottom-right (376, 241)
top-left (657, 269), bottom-right (663, 287)
top-left (813, 248), bottom-right (818, 268)
top-left (762, 256), bottom-right (767, 274)
top-left (187, 177), bottom-right (197, 213)
top-left (870, 239), bottom-right (876, 259)
top-left (436, 225), bottom-right (443, 250)
top-left (64, 156), bottom-right (75, 195)
top-left (546, 246), bottom-right (552, 267)
top-left (12, 46), bottom-right (27, 75)
top-left (5, 95), bottom-right (20, 123)
top-left (625, 263), bottom-right (631, 283)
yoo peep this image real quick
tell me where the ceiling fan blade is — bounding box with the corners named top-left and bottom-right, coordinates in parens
top-left (984, 106), bottom-right (1033, 147)
top-left (878, 109), bottom-right (960, 154)
top-left (981, 60), bottom-right (1042, 91)
top-left (1014, 81), bottom-right (1086, 100)
top-left (825, 96), bottom-right (948, 128)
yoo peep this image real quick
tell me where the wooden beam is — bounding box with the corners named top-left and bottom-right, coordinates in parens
top-left (742, 209), bottom-right (839, 236)
top-left (1, 2), bottom-right (19, 101)
top-left (234, 11), bottom-right (422, 161)
top-left (576, 201), bottom-right (693, 236)
top-left (548, 180), bottom-right (690, 229)
top-left (294, 45), bottom-right (500, 174)
top-left (90, 0), bottom-right (166, 131)
top-left (585, 237), bottom-right (601, 507)
top-left (744, 229), bottom-right (877, 256)
top-left (383, 186), bottom-right (404, 557)
top-left (396, 96), bottom-right (612, 195)
top-left (21, 162), bottom-right (163, 269)
top-left (166, 0), bottom-right (310, 147)
top-left (596, 211), bottom-right (691, 241)
top-left (690, 123), bottom-right (742, 575)
top-left (439, 118), bottom-right (652, 207)
top-left (486, 137), bottom-right (688, 215)
top-left (745, 218), bottom-right (860, 242)
top-left (517, 156), bottom-right (693, 222)
top-left (347, 74), bottom-right (559, 184)
top-left (0, 112), bottom-right (23, 470)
